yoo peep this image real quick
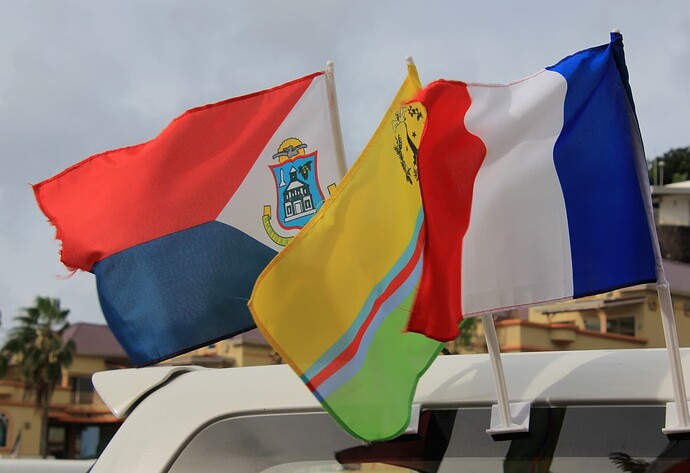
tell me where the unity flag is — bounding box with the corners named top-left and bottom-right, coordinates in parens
top-left (250, 62), bottom-right (443, 442)
top-left (34, 71), bottom-right (345, 365)
top-left (408, 32), bottom-right (657, 341)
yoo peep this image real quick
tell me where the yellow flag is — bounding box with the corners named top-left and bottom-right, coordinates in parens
top-left (250, 63), bottom-right (442, 442)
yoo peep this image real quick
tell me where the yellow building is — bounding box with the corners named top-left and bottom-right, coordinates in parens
top-left (452, 260), bottom-right (690, 354)
top-left (0, 323), bottom-right (131, 459)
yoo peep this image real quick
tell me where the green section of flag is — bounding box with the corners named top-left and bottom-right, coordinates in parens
top-left (322, 292), bottom-right (443, 441)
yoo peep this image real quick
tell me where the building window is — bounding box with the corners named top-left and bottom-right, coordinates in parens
top-left (0, 413), bottom-right (8, 447)
top-left (48, 426), bottom-right (67, 458)
top-left (70, 376), bottom-right (95, 404)
top-left (606, 316), bottom-right (636, 337)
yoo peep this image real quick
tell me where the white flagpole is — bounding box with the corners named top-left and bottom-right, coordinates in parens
top-left (324, 61), bottom-right (348, 180)
top-left (482, 313), bottom-right (530, 435)
top-left (621, 26), bottom-right (690, 432)
top-left (658, 278), bottom-right (690, 433)
top-left (633, 159), bottom-right (690, 433)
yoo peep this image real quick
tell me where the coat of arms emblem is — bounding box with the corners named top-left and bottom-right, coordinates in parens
top-left (262, 138), bottom-right (330, 246)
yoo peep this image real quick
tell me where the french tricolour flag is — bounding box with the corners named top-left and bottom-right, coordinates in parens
top-left (34, 72), bottom-right (344, 365)
top-left (408, 32), bottom-right (658, 341)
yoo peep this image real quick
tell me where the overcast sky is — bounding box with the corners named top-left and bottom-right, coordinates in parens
top-left (1, 1), bottom-right (688, 333)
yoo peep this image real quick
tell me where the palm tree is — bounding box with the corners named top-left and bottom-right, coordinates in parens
top-left (0, 297), bottom-right (75, 458)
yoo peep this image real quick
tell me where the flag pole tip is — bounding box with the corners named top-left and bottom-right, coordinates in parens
top-left (325, 60), bottom-right (334, 74)
top-left (611, 28), bottom-right (621, 33)
top-left (405, 55), bottom-right (415, 65)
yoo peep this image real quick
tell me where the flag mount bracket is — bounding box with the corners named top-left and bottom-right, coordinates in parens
top-left (663, 401), bottom-right (690, 434)
top-left (486, 401), bottom-right (531, 435)
top-left (403, 403), bottom-right (421, 435)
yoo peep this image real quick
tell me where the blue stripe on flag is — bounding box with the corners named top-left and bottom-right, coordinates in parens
top-left (548, 43), bottom-right (656, 297)
top-left (313, 256), bottom-right (423, 400)
top-left (93, 221), bottom-right (277, 366)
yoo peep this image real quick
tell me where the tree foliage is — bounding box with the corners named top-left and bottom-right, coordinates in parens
top-left (457, 317), bottom-right (476, 350)
top-left (649, 146), bottom-right (690, 185)
top-left (0, 296), bottom-right (75, 457)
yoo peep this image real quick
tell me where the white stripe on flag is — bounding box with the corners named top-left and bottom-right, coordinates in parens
top-left (461, 71), bottom-right (574, 315)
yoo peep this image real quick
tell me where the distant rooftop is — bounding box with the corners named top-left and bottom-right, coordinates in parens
top-left (652, 181), bottom-right (690, 195)
top-left (666, 181), bottom-right (690, 189)
top-left (62, 322), bottom-right (128, 359)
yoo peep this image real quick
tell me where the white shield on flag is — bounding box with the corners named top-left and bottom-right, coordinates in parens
top-left (270, 151), bottom-right (326, 230)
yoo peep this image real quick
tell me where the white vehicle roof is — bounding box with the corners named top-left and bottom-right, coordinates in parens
top-left (91, 348), bottom-right (690, 472)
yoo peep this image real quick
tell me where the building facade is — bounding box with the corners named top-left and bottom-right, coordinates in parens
top-left (0, 323), bottom-right (131, 459)
top-left (0, 323), bottom-right (277, 459)
top-left (449, 260), bottom-right (690, 354)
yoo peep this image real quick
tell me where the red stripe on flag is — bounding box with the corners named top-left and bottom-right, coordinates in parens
top-left (34, 73), bottom-right (320, 271)
top-left (407, 81), bottom-right (487, 342)
top-left (307, 237), bottom-right (424, 392)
